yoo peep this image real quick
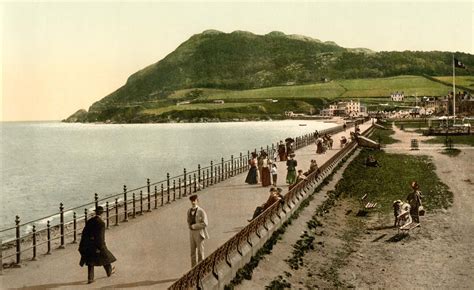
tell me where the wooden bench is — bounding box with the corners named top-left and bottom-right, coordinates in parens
top-left (398, 221), bottom-right (420, 234)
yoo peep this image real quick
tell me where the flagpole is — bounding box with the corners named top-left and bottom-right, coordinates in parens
top-left (452, 54), bottom-right (456, 124)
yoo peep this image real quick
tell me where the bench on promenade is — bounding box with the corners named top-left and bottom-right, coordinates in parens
top-left (398, 221), bottom-right (420, 234)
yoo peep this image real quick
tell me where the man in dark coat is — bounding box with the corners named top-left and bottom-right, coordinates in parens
top-left (79, 206), bottom-right (116, 284)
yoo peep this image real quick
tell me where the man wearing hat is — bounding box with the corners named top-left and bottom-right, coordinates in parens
top-left (79, 206), bottom-right (117, 284)
top-left (187, 195), bottom-right (209, 267)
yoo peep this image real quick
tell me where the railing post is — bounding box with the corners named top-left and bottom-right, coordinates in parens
top-left (173, 180), bottom-right (176, 201)
top-left (106, 201), bottom-right (110, 228)
top-left (193, 173), bottom-right (197, 193)
top-left (115, 199), bottom-right (119, 226)
top-left (221, 157), bottom-right (224, 181)
top-left (32, 225), bottom-right (37, 261)
top-left (154, 186), bottom-right (158, 209)
top-left (123, 185), bottom-right (128, 222)
top-left (94, 193), bottom-right (98, 208)
top-left (72, 212), bottom-right (77, 243)
top-left (84, 208), bottom-right (88, 222)
top-left (183, 168), bottom-right (187, 196)
top-left (139, 191), bottom-right (143, 215)
top-left (147, 178), bottom-right (151, 197)
top-left (147, 186), bottom-right (151, 212)
top-left (198, 164), bottom-right (201, 187)
top-left (167, 173), bottom-right (170, 203)
top-left (189, 174), bottom-right (192, 193)
top-left (214, 167), bottom-right (218, 184)
top-left (132, 192), bottom-right (136, 218)
top-left (206, 169), bottom-right (209, 187)
top-left (231, 155), bottom-right (234, 176)
top-left (59, 203), bottom-right (65, 249)
top-left (178, 178), bottom-right (182, 198)
top-left (240, 152), bottom-right (243, 173)
top-left (210, 161), bottom-right (214, 185)
top-left (15, 216), bottom-right (21, 264)
top-left (161, 184), bottom-right (164, 206)
top-left (147, 179), bottom-right (151, 211)
top-left (46, 220), bottom-right (51, 255)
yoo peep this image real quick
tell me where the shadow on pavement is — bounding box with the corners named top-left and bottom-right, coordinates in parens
top-left (386, 233), bottom-right (409, 243)
top-left (17, 280), bottom-right (87, 289)
top-left (99, 278), bottom-right (178, 289)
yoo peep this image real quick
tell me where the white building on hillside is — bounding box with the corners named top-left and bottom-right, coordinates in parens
top-left (391, 91), bottom-right (404, 102)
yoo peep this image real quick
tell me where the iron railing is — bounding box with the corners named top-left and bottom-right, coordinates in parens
top-left (0, 121), bottom-right (361, 270)
top-left (168, 119), bottom-right (372, 289)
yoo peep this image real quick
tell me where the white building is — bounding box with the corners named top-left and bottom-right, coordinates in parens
top-left (345, 100), bottom-right (361, 116)
top-left (321, 100), bottom-right (364, 117)
top-left (391, 91), bottom-right (404, 102)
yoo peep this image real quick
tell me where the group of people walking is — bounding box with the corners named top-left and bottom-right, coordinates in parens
top-left (245, 151), bottom-right (277, 187)
top-left (315, 133), bottom-right (333, 154)
top-left (77, 128), bottom-right (351, 283)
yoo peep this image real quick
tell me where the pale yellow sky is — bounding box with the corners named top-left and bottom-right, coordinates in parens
top-left (1, 1), bottom-right (473, 121)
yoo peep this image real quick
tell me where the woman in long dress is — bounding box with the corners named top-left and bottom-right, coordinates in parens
top-left (286, 154), bottom-right (297, 185)
top-left (261, 153), bottom-right (272, 187)
top-left (316, 137), bottom-right (325, 154)
top-left (245, 152), bottom-right (258, 184)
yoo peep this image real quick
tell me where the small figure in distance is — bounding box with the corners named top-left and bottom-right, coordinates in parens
top-left (340, 136), bottom-right (347, 148)
top-left (365, 155), bottom-right (380, 167)
top-left (270, 163), bottom-right (278, 186)
top-left (406, 181), bottom-right (423, 224)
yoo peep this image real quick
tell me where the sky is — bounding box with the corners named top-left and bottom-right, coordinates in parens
top-left (1, 1), bottom-right (473, 121)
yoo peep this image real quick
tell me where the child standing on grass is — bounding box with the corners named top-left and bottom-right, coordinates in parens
top-left (270, 163), bottom-right (278, 186)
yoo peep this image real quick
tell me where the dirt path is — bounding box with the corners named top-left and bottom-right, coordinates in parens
top-left (237, 123), bottom-right (474, 289)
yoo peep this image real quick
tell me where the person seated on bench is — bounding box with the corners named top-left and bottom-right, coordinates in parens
top-left (289, 170), bottom-right (307, 190)
top-left (340, 136), bottom-right (347, 148)
top-left (365, 155), bottom-right (380, 167)
top-left (248, 187), bottom-right (282, 222)
top-left (304, 160), bottom-right (319, 176)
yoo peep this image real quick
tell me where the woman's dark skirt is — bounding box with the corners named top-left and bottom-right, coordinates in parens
top-left (261, 167), bottom-right (271, 187)
top-left (245, 166), bottom-right (258, 184)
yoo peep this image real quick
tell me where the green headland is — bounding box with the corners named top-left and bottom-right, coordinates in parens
top-left (64, 30), bottom-right (474, 123)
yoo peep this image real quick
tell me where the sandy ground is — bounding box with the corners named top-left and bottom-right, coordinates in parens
top-left (238, 123), bottom-right (474, 289)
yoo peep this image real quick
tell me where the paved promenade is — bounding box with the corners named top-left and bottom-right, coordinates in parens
top-left (1, 121), bottom-right (371, 289)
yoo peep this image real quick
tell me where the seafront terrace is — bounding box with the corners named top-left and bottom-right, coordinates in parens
top-left (1, 120), bottom-right (372, 289)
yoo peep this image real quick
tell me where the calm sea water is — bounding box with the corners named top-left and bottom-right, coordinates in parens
top-left (0, 120), bottom-right (336, 234)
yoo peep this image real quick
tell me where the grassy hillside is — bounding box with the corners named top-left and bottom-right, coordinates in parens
top-left (73, 75), bottom-right (460, 123)
top-left (433, 76), bottom-right (474, 91)
top-left (63, 30), bottom-right (474, 123)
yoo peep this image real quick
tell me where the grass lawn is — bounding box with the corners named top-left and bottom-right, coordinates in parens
top-left (140, 102), bottom-right (262, 115)
top-left (339, 75), bottom-right (451, 98)
top-left (170, 75), bottom-right (451, 103)
top-left (423, 135), bottom-right (474, 147)
top-left (371, 127), bottom-right (400, 145)
top-left (336, 149), bottom-right (453, 214)
top-left (433, 76), bottom-right (474, 90)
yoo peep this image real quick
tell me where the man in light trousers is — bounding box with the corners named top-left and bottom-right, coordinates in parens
top-left (187, 194), bottom-right (209, 267)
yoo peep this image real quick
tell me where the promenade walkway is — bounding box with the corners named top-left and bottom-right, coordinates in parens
top-left (1, 121), bottom-right (372, 289)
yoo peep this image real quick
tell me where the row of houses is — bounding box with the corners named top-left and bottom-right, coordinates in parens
top-left (320, 100), bottom-right (368, 117)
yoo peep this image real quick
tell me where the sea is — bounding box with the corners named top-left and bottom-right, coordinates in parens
top-left (0, 120), bottom-right (337, 239)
